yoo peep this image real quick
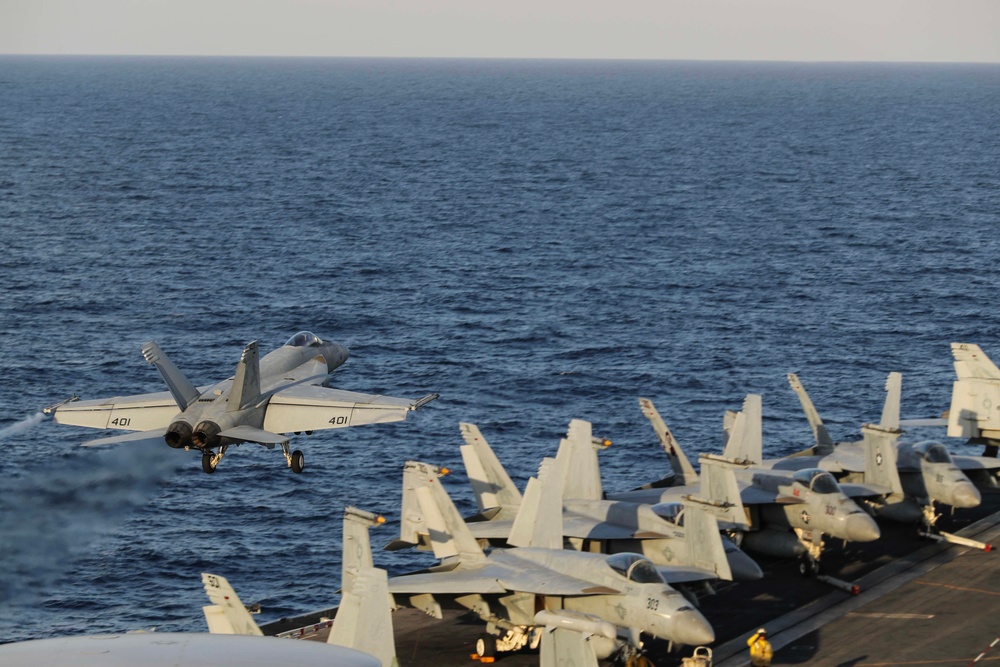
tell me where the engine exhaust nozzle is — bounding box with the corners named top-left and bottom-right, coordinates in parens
top-left (192, 421), bottom-right (222, 448)
top-left (164, 421), bottom-right (193, 449)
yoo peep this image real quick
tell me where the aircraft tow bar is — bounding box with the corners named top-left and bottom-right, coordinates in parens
top-left (919, 529), bottom-right (993, 551)
top-left (817, 574), bottom-right (861, 595)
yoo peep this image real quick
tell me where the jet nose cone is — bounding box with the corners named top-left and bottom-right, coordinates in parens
top-left (726, 549), bottom-right (764, 582)
top-left (845, 513), bottom-right (881, 542)
top-left (950, 481), bottom-right (981, 508)
top-left (673, 610), bottom-right (715, 646)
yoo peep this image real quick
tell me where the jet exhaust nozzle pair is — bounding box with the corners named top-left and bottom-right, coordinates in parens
top-left (165, 420), bottom-right (221, 449)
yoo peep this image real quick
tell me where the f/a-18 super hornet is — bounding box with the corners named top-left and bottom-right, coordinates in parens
top-left (612, 397), bottom-right (881, 577)
top-left (388, 458), bottom-right (716, 661)
top-left (776, 371), bottom-right (994, 549)
top-left (44, 332), bottom-right (438, 474)
top-left (402, 420), bottom-right (762, 583)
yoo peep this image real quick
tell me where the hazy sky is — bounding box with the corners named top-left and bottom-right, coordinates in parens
top-left (2, 0), bottom-right (999, 63)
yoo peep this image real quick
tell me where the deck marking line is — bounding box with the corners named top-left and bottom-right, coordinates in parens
top-left (916, 580), bottom-right (1000, 597)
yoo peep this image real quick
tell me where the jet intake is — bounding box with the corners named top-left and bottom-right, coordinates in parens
top-left (164, 421), bottom-right (194, 449)
top-left (193, 421), bottom-right (222, 448)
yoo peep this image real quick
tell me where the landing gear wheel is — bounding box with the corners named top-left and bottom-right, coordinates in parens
top-left (475, 635), bottom-right (496, 659)
top-left (798, 556), bottom-right (821, 577)
top-left (201, 452), bottom-right (217, 474)
top-left (290, 450), bottom-right (305, 474)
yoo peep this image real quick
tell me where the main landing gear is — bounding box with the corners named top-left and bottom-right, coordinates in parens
top-left (197, 443), bottom-right (306, 474)
top-left (201, 446), bottom-right (227, 474)
top-left (281, 442), bottom-right (305, 474)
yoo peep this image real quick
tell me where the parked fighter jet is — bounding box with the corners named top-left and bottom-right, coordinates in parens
top-left (202, 508), bottom-right (396, 667)
top-left (615, 397), bottom-right (881, 576)
top-left (407, 420), bottom-right (762, 582)
top-left (44, 332), bottom-right (437, 474)
top-left (389, 458), bottom-right (715, 660)
top-left (781, 371), bottom-right (995, 541)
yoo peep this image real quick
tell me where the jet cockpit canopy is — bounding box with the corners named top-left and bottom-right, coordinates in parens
top-left (913, 441), bottom-right (953, 464)
top-left (792, 468), bottom-right (839, 494)
top-left (286, 331), bottom-right (324, 347)
top-left (650, 502), bottom-right (686, 526)
top-left (606, 553), bottom-right (665, 584)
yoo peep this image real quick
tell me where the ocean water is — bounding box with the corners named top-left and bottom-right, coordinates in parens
top-left (1, 56), bottom-right (999, 642)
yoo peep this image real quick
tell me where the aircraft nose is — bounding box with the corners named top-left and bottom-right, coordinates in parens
top-left (726, 548), bottom-right (764, 582)
top-left (672, 609), bottom-right (715, 646)
top-left (950, 481), bottom-right (981, 508)
top-left (845, 513), bottom-right (881, 542)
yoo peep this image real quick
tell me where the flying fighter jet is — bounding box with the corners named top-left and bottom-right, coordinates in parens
top-left (388, 458), bottom-right (716, 660)
top-left (44, 332), bottom-right (438, 474)
top-left (612, 396), bottom-right (881, 577)
top-left (779, 371), bottom-right (995, 536)
top-left (400, 420), bottom-right (762, 583)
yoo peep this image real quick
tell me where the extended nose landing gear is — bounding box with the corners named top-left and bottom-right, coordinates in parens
top-left (793, 528), bottom-right (824, 577)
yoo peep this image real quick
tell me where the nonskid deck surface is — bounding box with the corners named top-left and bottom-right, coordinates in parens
top-left (277, 490), bottom-right (1000, 667)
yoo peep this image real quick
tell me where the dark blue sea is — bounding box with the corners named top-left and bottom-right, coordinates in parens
top-left (1, 56), bottom-right (999, 642)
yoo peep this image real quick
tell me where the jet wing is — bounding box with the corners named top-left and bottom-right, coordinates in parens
top-left (496, 570), bottom-right (621, 596)
top-left (465, 514), bottom-right (665, 541)
top-left (263, 385), bottom-right (437, 433)
top-left (50, 390), bottom-right (189, 432)
top-left (391, 562), bottom-right (620, 597)
top-left (388, 568), bottom-right (509, 595)
top-left (655, 566), bottom-right (717, 584)
top-left (738, 485), bottom-right (805, 506)
top-left (840, 482), bottom-right (894, 498)
top-left (953, 455), bottom-right (1000, 472)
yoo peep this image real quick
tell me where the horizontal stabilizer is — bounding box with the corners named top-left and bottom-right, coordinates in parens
top-left (899, 418), bottom-right (948, 427)
top-left (218, 425), bottom-right (289, 445)
top-left (81, 428), bottom-right (166, 448)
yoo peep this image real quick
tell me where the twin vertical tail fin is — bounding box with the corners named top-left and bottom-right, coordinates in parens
top-left (405, 461), bottom-right (488, 565)
top-left (508, 457), bottom-right (565, 549)
top-left (861, 423), bottom-right (903, 495)
top-left (143, 341), bottom-right (200, 412)
top-left (721, 394), bottom-right (763, 464)
top-left (201, 573), bottom-right (263, 636)
top-left (535, 611), bottom-right (615, 667)
top-left (459, 422), bottom-right (522, 519)
top-left (229, 340), bottom-right (262, 412)
top-left (554, 419), bottom-right (604, 501)
top-left (787, 373), bottom-right (835, 454)
top-left (693, 456), bottom-right (750, 530)
top-left (331, 507), bottom-right (397, 667)
top-left (639, 398), bottom-right (699, 486)
top-left (880, 372), bottom-right (902, 431)
top-left (948, 343), bottom-right (1000, 450)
